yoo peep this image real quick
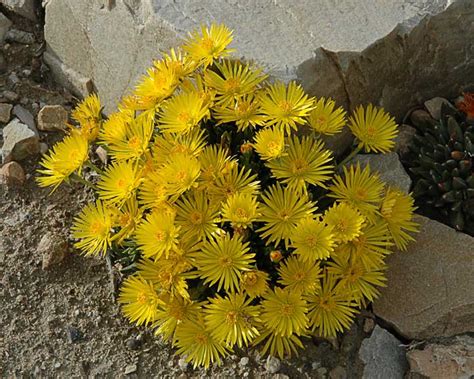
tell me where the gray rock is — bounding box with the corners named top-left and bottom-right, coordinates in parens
top-left (424, 97), bottom-right (452, 120)
top-left (124, 364), bottom-right (137, 375)
top-left (13, 105), bottom-right (35, 131)
top-left (37, 104), bottom-right (68, 131)
top-left (352, 153), bottom-right (411, 194)
top-left (95, 146), bottom-right (107, 164)
top-left (39, 142), bottom-right (48, 154)
top-left (5, 29), bottom-right (35, 45)
top-left (0, 12), bottom-right (12, 44)
top-left (300, 0), bottom-right (472, 121)
top-left (329, 366), bottom-right (347, 379)
top-left (43, 0), bottom-right (449, 113)
top-left (1, 0), bottom-right (37, 21)
top-left (406, 335), bottom-right (474, 378)
top-left (38, 232), bottom-right (68, 270)
top-left (0, 51), bottom-right (6, 74)
top-left (1, 118), bottom-right (39, 162)
top-left (0, 160), bottom-right (25, 185)
top-left (409, 109), bottom-right (436, 129)
top-left (265, 356), bottom-right (281, 374)
top-left (373, 216), bottom-right (474, 339)
top-left (394, 124), bottom-right (417, 158)
top-left (178, 357), bottom-right (188, 371)
top-left (0, 103), bottom-right (13, 123)
top-left (239, 357), bottom-right (249, 367)
top-left (2, 90), bottom-right (19, 102)
top-left (8, 71), bottom-right (19, 85)
top-left (359, 326), bottom-right (408, 379)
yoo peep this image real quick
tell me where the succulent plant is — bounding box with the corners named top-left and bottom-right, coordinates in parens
top-left (407, 102), bottom-right (474, 234)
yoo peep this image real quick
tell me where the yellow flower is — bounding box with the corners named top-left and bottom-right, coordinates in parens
top-left (327, 253), bottom-right (386, 303)
top-left (349, 104), bottom-right (398, 153)
top-left (204, 293), bottom-right (260, 347)
top-left (107, 111), bottom-right (154, 161)
top-left (380, 187), bottom-right (419, 251)
top-left (291, 217), bottom-right (335, 262)
top-left (208, 165), bottom-right (260, 203)
top-left (253, 328), bottom-right (304, 359)
top-left (324, 202), bottom-right (365, 243)
top-left (37, 133), bottom-right (89, 190)
top-left (72, 200), bottom-right (113, 256)
top-left (134, 209), bottom-right (180, 260)
top-left (259, 81), bottom-right (314, 134)
top-left (277, 256), bottom-right (322, 294)
top-left (71, 93), bottom-right (102, 142)
top-left (258, 183), bottom-right (317, 248)
top-left (158, 153), bottom-right (201, 199)
top-left (99, 109), bottom-right (134, 146)
top-left (193, 234), bottom-right (255, 293)
top-left (266, 135), bottom-right (333, 194)
top-left (175, 190), bottom-right (221, 242)
top-left (253, 127), bottom-right (286, 161)
top-left (260, 287), bottom-right (308, 337)
top-left (205, 59), bottom-right (267, 106)
top-left (213, 94), bottom-right (265, 131)
top-left (306, 273), bottom-right (357, 337)
top-left (221, 193), bottom-right (260, 230)
top-left (153, 295), bottom-right (202, 342)
top-left (97, 160), bottom-right (142, 205)
top-left (175, 317), bottom-right (230, 369)
top-left (138, 170), bottom-right (169, 209)
top-left (182, 23), bottom-right (234, 67)
top-left (240, 270), bottom-right (270, 298)
top-left (155, 48), bottom-right (197, 80)
top-left (152, 128), bottom-right (207, 166)
top-left (198, 145), bottom-right (235, 185)
top-left (133, 64), bottom-right (178, 111)
top-left (158, 91), bottom-right (209, 134)
top-left (307, 97), bottom-right (346, 135)
top-left (329, 163), bottom-right (384, 222)
top-left (118, 274), bottom-right (162, 326)
top-left (112, 196), bottom-right (143, 244)
top-left (181, 73), bottom-right (216, 108)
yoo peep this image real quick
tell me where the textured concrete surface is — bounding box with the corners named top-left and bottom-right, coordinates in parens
top-left (43, 0), bottom-right (450, 113)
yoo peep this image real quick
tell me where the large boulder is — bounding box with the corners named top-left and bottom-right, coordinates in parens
top-left (373, 216), bottom-right (474, 340)
top-left (43, 0), bottom-right (450, 114)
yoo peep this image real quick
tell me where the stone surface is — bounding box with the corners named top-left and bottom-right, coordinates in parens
top-left (0, 11), bottom-right (12, 44)
top-left (1, 0), bottom-right (37, 21)
top-left (38, 231), bottom-right (68, 270)
top-left (395, 124), bottom-right (417, 158)
top-left (0, 103), bottom-right (13, 123)
top-left (44, 0), bottom-right (449, 113)
top-left (5, 29), bottom-right (35, 44)
top-left (0, 160), bottom-right (25, 185)
top-left (299, 0), bottom-right (473, 120)
top-left (13, 104), bottom-right (35, 130)
top-left (359, 326), bottom-right (408, 379)
top-left (353, 153), bottom-right (411, 193)
top-left (37, 104), bottom-right (68, 131)
top-left (406, 335), bottom-right (474, 379)
top-left (1, 118), bottom-right (39, 162)
top-left (373, 216), bottom-right (474, 340)
top-left (424, 97), bottom-right (452, 120)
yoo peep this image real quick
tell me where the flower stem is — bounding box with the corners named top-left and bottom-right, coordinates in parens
top-left (71, 173), bottom-right (99, 191)
top-left (85, 161), bottom-right (105, 175)
top-left (337, 144), bottom-right (363, 170)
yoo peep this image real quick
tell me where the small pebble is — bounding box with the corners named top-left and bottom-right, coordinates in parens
top-left (317, 367), bottom-right (328, 378)
top-left (8, 72), bottom-right (20, 85)
top-left (363, 318), bottom-right (376, 334)
top-left (54, 362), bottom-right (61, 369)
top-left (312, 362), bottom-right (321, 370)
top-left (239, 357), bottom-right (250, 367)
top-left (66, 326), bottom-right (81, 343)
top-left (39, 142), bottom-right (48, 154)
top-left (0, 103), bottom-right (13, 123)
top-left (265, 356), bottom-right (281, 374)
top-left (2, 90), bottom-right (19, 102)
top-left (126, 337), bottom-right (141, 350)
top-left (329, 366), bottom-right (347, 379)
top-left (5, 29), bottom-right (35, 45)
top-left (124, 364), bottom-right (137, 375)
top-left (178, 357), bottom-right (188, 371)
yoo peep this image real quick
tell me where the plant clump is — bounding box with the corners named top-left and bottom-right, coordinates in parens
top-left (406, 94), bottom-right (474, 235)
top-left (37, 24), bottom-right (418, 368)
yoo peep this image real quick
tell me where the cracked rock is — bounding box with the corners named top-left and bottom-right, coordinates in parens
top-left (373, 216), bottom-right (474, 339)
top-left (38, 231), bottom-right (68, 270)
top-left (1, 118), bottom-right (39, 162)
top-left (359, 326), bottom-right (408, 379)
top-left (37, 105), bottom-right (68, 131)
top-left (0, 161), bottom-right (25, 186)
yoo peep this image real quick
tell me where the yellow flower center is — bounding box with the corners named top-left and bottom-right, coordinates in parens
top-left (177, 111), bottom-right (194, 125)
top-left (279, 101), bottom-right (293, 115)
top-left (117, 179), bottom-right (127, 189)
top-left (119, 213), bottom-right (131, 227)
top-left (69, 149), bottom-right (80, 161)
top-left (219, 255), bottom-right (233, 267)
top-left (290, 158), bottom-right (308, 174)
top-left (196, 332), bottom-right (208, 345)
top-left (128, 136), bottom-right (142, 150)
top-left (176, 170), bottom-right (188, 182)
top-left (355, 188), bottom-right (368, 200)
top-left (190, 211), bottom-right (203, 224)
top-left (235, 207), bottom-right (248, 219)
top-left (137, 292), bottom-right (148, 304)
top-left (305, 235), bottom-right (318, 248)
top-left (237, 101), bottom-right (251, 114)
top-left (278, 209), bottom-right (290, 220)
top-left (315, 116), bottom-right (326, 125)
top-left (201, 38), bottom-right (215, 51)
top-left (366, 126), bottom-right (376, 137)
top-left (293, 271), bottom-right (305, 281)
top-left (155, 230), bottom-right (166, 242)
top-left (335, 219), bottom-right (348, 233)
top-left (224, 78), bottom-right (241, 93)
top-left (226, 311), bottom-right (238, 325)
top-left (319, 296), bottom-right (336, 310)
top-left (244, 272), bottom-right (258, 286)
top-left (266, 141), bottom-right (282, 157)
top-left (281, 304), bottom-right (294, 316)
top-left (90, 220), bottom-right (106, 235)
top-left (169, 303), bottom-right (186, 320)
